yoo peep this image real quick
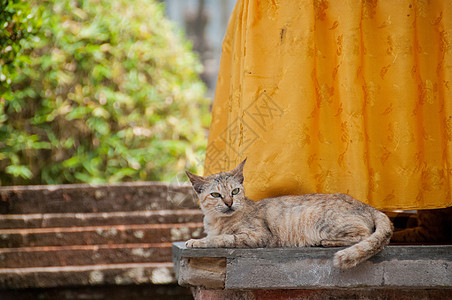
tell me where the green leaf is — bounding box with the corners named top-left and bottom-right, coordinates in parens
top-left (5, 165), bottom-right (33, 179)
top-left (109, 167), bottom-right (137, 183)
top-left (63, 156), bottom-right (80, 168)
top-left (31, 141), bottom-right (51, 150)
top-left (66, 106), bottom-right (92, 120)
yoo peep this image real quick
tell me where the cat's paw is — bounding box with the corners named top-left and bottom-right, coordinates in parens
top-left (185, 238), bottom-right (207, 248)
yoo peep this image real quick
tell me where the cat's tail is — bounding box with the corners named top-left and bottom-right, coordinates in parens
top-left (333, 210), bottom-right (393, 269)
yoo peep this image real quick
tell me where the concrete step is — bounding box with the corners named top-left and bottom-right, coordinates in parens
top-left (0, 262), bottom-right (176, 288)
top-left (0, 182), bottom-right (203, 289)
top-left (0, 222), bottom-right (203, 247)
top-left (0, 209), bottom-right (203, 229)
top-left (0, 243), bottom-right (173, 268)
top-left (1, 283), bottom-right (193, 300)
top-left (0, 183), bottom-right (197, 214)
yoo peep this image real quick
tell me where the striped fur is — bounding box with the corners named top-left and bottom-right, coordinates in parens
top-left (186, 160), bottom-right (393, 269)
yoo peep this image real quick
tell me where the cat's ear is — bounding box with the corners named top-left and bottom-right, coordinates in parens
top-left (231, 158), bottom-right (247, 184)
top-left (185, 171), bottom-right (207, 194)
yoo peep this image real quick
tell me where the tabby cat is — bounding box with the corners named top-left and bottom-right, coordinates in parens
top-left (185, 159), bottom-right (393, 269)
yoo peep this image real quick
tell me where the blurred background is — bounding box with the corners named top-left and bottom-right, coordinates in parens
top-left (163, 0), bottom-right (235, 98)
top-left (0, 0), bottom-right (236, 186)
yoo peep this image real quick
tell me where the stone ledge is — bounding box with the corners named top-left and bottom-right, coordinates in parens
top-left (172, 242), bottom-right (452, 290)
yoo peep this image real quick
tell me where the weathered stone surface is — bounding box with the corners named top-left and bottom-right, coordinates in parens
top-left (0, 182), bottom-right (203, 289)
top-left (0, 209), bottom-right (203, 229)
top-left (172, 242), bottom-right (452, 290)
top-left (1, 284), bottom-right (193, 300)
top-left (192, 287), bottom-right (452, 300)
top-left (178, 257), bottom-right (226, 289)
top-left (226, 257), bottom-right (452, 289)
top-left (383, 259), bottom-right (452, 287)
top-left (0, 244), bottom-right (173, 268)
top-left (0, 182), bottom-right (197, 214)
top-left (0, 222), bottom-right (203, 247)
top-left (0, 262), bottom-right (176, 288)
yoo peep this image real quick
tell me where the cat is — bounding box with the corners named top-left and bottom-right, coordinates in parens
top-left (185, 159), bottom-right (393, 269)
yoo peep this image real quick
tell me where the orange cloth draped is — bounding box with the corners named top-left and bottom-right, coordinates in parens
top-left (204, 0), bottom-right (452, 210)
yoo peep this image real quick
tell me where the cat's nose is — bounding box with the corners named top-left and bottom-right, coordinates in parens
top-left (224, 200), bottom-right (233, 207)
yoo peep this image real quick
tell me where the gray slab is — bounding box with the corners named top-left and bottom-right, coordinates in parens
top-left (172, 242), bottom-right (452, 289)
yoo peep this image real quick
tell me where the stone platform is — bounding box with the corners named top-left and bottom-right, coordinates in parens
top-left (172, 242), bottom-right (452, 299)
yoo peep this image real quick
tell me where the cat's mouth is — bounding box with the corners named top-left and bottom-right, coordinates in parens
top-left (221, 207), bottom-right (236, 215)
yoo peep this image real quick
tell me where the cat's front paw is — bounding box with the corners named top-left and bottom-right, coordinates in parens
top-left (185, 238), bottom-right (207, 248)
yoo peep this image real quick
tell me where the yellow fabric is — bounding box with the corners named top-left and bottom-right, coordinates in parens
top-left (204, 0), bottom-right (452, 210)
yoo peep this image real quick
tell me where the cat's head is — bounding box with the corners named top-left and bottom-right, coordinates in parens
top-left (186, 159), bottom-right (247, 217)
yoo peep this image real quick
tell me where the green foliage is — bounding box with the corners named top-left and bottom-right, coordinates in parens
top-left (0, 0), bottom-right (42, 110)
top-left (0, 0), bottom-right (42, 85)
top-left (0, 0), bottom-right (209, 185)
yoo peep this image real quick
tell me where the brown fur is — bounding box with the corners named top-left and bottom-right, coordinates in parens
top-left (186, 159), bottom-right (393, 269)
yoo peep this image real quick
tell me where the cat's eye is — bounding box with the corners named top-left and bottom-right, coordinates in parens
top-left (231, 188), bottom-right (240, 195)
top-left (210, 192), bottom-right (222, 198)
